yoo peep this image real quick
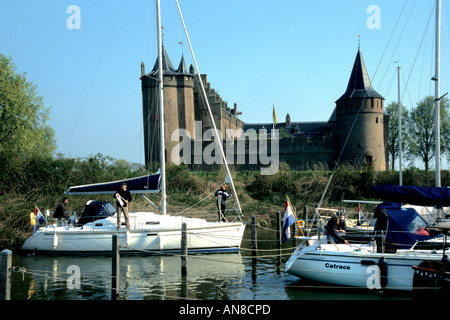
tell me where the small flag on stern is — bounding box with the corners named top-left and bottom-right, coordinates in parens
top-left (34, 206), bottom-right (45, 231)
top-left (357, 204), bottom-right (366, 226)
top-left (282, 196), bottom-right (297, 243)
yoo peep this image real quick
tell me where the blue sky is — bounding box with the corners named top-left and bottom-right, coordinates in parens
top-left (0, 0), bottom-right (448, 167)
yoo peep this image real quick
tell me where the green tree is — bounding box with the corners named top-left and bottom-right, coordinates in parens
top-left (406, 96), bottom-right (450, 172)
top-left (385, 101), bottom-right (409, 170)
top-left (0, 54), bottom-right (56, 158)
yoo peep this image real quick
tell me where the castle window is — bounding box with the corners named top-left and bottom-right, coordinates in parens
top-left (376, 117), bottom-right (379, 123)
top-left (364, 155), bottom-right (373, 166)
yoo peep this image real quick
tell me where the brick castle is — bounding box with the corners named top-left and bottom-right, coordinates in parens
top-left (140, 47), bottom-right (388, 172)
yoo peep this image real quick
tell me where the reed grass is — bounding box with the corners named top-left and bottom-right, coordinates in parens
top-left (1, 158), bottom-right (448, 251)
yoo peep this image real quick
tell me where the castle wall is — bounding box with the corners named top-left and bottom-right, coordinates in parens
top-left (180, 134), bottom-right (335, 172)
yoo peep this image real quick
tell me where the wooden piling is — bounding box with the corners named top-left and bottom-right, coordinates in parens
top-left (181, 222), bottom-right (187, 276)
top-left (291, 208), bottom-right (297, 245)
top-left (251, 216), bottom-right (257, 256)
top-left (0, 249), bottom-right (12, 300)
top-left (111, 234), bottom-right (120, 300)
top-left (276, 211), bottom-right (281, 250)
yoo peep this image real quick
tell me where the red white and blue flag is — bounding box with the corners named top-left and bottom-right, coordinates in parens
top-left (282, 196), bottom-right (297, 243)
top-left (34, 206), bottom-right (46, 232)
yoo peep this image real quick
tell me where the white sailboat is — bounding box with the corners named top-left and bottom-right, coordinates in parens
top-left (21, 0), bottom-right (245, 255)
top-left (286, 191), bottom-right (450, 291)
top-left (286, 0), bottom-right (450, 292)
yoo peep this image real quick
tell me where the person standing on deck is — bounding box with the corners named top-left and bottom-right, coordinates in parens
top-left (114, 183), bottom-right (132, 230)
top-left (53, 197), bottom-right (69, 227)
top-left (215, 184), bottom-right (232, 222)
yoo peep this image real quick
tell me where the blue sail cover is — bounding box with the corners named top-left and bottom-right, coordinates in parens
top-left (65, 173), bottom-right (161, 195)
top-left (374, 202), bottom-right (434, 249)
top-left (374, 185), bottom-right (450, 207)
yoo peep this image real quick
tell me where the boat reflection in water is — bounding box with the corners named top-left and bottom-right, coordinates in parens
top-left (13, 253), bottom-right (245, 300)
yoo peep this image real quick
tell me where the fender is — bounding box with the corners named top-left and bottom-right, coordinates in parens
top-left (378, 257), bottom-right (388, 288)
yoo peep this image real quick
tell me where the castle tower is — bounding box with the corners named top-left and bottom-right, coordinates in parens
top-left (140, 46), bottom-right (195, 167)
top-left (334, 48), bottom-right (386, 170)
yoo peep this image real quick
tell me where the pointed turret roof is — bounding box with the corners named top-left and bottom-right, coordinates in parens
top-left (150, 45), bottom-right (178, 75)
top-left (336, 48), bottom-right (383, 101)
top-left (176, 55), bottom-right (190, 74)
top-left (148, 47), bottom-right (193, 77)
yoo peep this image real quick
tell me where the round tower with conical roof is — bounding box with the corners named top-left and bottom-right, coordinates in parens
top-left (140, 46), bottom-right (195, 167)
top-left (334, 48), bottom-right (386, 170)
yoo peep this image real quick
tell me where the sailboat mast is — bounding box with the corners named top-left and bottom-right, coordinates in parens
top-left (398, 66), bottom-right (403, 186)
top-left (435, 0), bottom-right (441, 188)
top-left (156, 0), bottom-right (166, 214)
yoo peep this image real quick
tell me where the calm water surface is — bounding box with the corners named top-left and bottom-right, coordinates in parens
top-left (9, 228), bottom-right (413, 301)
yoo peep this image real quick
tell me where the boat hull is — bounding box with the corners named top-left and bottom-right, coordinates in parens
top-left (285, 243), bottom-right (445, 291)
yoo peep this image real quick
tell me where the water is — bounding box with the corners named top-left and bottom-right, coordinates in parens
top-left (9, 228), bottom-right (413, 301)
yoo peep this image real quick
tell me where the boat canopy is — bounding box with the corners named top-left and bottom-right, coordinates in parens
top-left (76, 200), bottom-right (116, 226)
top-left (374, 185), bottom-right (450, 207)
top-left (65, 173), bottom-right (161, 195)
top-left (374, 202), bottom-right (434, 249)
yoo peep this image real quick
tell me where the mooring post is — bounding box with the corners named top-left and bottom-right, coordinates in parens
top-left (0, 249), bottom-right (12, 300)
top-left (181, 222), bottom-right (187, 276)
top-left (251, 216), bottom-right (257, 257)
top-left (276, 211), bottom-right (281, 250)
top-left (111, 234), bottom-right (120, 300)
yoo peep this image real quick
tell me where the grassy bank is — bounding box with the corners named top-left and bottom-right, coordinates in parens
top-left (1, 161), bottom-right (448, 251)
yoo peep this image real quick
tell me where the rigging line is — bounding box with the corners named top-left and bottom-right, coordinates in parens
top-left (381, 68), bottom-right (397, 115)
top-left (401, 4), bottom-right (435, 106)
top-left (381, 4), bottom-right (435, 172)
top-left (64, 0), bottom-right (125, 155)
top-left (173, 184), bottom-right (219, 216)
top-left (175, 0), bottom-right (242, 216)
top-left (401, 70), bottom-right (414, 113)
top-left (315, 95), bottom-right (368, 214)
top-left (378, 0), bottom-right (418, 90)
top-left (418, 0), bottom-right (435, 101)
top-left (64, 0), bottom-right (126, 184)
top-left (372, 0), bottom-right (408, 82)
top-left (142, 0), bottom-right (152, 61)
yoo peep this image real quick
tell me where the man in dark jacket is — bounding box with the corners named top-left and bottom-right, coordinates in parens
top-left (114, 183), bottom-right (132, 230)
top-left (215, 184), bottom-right (232, 222)
top-left (54, 197), bottom-right (69, 226)
top-left (325, 214), bottom-right (349, 244)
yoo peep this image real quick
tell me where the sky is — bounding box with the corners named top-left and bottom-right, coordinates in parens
top-left (0, 0), bottom-right (449, 167)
